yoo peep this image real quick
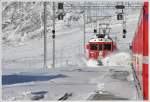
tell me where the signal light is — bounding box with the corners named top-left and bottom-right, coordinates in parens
top-left (123, 29), bottom-right (127, 34)
top-left (94, 29), bottom-right (97, 33)
top-left (58, 13), bottom-right (64, 20)
top-left (58, 3), bottom-right (64, 20)
top-left (123, 34), bottom-right (126, 38)
top-left (123, 29), bottom-right (126, 38)
top-left (117, 13), bottom-right (123, 20)
top-left (52, 30), bottom-right (55, 34)
top-left (58, 3), bottom-right (63, 9)
top-left (115, 5), bottom-right (125, 9)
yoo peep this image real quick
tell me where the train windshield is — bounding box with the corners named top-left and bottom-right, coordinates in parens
top-left (90, 43), bottom-right (112, 51)
top-left (90, 44), bottom-right (98, 50)
top-left (104, 44), bottom-right (112, 50)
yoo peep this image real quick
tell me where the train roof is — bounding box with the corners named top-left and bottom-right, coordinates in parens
top-left (89, 35), bottom-right (113, 43)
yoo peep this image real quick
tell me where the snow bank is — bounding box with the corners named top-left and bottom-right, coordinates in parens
top-left (102, 52), bottom-right (131, 66)
top-left (86, 52), bottom-right (131, 67)
top-left (86, 59), bottom-right (99, 67)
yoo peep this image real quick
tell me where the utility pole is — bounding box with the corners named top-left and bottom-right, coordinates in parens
top-left (83, 2), bottom-right (86, 53)
top-left (43, 2), bottom-right (47, 68)
top-left (52, 2), bottom-right (56, 68)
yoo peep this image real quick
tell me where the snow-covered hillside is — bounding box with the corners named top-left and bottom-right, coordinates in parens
top-left (2, 2), bottom-right (85, 44)
top-left (2, 2), bottom-right (143, 100)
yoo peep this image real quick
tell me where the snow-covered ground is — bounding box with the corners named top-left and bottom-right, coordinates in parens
top-left (2, 66), bottom-right (136, 100)
top-left (2, 2), bottom-right (142, 100)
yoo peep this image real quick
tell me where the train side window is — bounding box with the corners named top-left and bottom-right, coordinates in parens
top-left (90, 44), bottom-right (98, 50)
top-left (99, 44), bottom-right (102, 51)
top-left (104, 44), bottom-right (112, 50)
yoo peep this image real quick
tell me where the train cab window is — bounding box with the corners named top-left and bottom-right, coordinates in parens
top-left (104, 44), bottom-right (112, 50)
top-left (98, 44), bottom-right (102, 51)
top-left (90, 44), bottom-right (98, 50)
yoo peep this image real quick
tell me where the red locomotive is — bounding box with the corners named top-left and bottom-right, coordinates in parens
top-left (86, 23), bottom-right (117, 61)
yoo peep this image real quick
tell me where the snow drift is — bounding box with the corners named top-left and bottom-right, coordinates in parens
top-left (102, 52), bottom-right (131, 66)
top-left (86, 59), bottom-right (99, 67)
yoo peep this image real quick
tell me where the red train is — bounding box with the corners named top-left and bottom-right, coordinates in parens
top-left (86, 23), bottom-right (117, 62)
top-left (132, 2), bottom-right (148, 100)
top-left (86, 33), bottom-right (117, 60)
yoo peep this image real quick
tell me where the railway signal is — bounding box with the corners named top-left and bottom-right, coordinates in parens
top-left (58, 3), bottom-right (64, 20)
top-left (116, 4), bottom-right (125, 20)
top-left (123, 29), bottom-right (127, 38)
top-left (115, 3), bottom-right (127, 38)
top-left (117, 12), bottom-right (124, 20)
top-left (94, 29), bottom-right (97, 35)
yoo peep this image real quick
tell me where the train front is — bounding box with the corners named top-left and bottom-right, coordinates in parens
top-left (86, 34), bottom-right (117, 65)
